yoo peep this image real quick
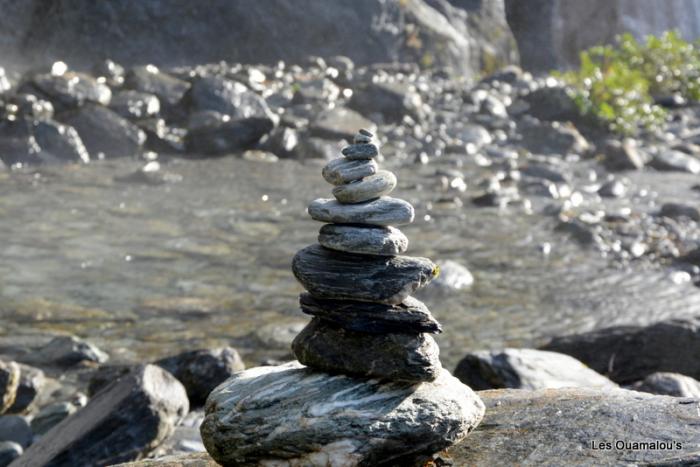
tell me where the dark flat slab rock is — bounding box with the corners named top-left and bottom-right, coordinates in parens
top-left (299, 293), bottom-right (441, 334)
top-left (542, 317), bottom-right (700, 384)
top-left (449, 387), bottom-right (700, 466)
top-left (201, 361), bottom-right (483, 466)
top-left (318, 224), bottom-right (408, 256)
top-left (308, 197), bottom-right (414, 226)
top-left (292, 318), bottom-right (441, 382)
top-left (292, 244), bottom-right (437, 304)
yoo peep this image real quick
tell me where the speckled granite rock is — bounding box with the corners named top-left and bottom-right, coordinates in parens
top-left (293, 318), bottom-right (441, 382)
top-left (318, 224), bottom-right (408, 256)
top-left (292, 244), bottom-right (437, 304)
top-left (449, 387), bottom-right (700, 466)
top-left (201, 361), bottom-right (484, 467)
top-left (299, 293), bottom-right (441, 334)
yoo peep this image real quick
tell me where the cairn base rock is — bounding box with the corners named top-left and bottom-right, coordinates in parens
top-left (292, 318), bottom-right (441, 382)
top-left (201, 361), bottom-right (484, 467)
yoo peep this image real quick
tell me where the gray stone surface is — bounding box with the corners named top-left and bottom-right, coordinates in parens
top-left (185, 76), bottom-right (273, 121)
top-left (299, 293), bottom-right (441, 334)
top-left (454, 348), bottom-right (617, 391)
top-left (332, 170), bottom-right (397, 204)
top-left (109, 90), bottom-right (161, 120)
top-left (185, 117), bottom-right (274, 156)
top-left (348, 81), bottom-right (423, 123)
top-left (341, 143), bottom-right (379, 160)
top-left (156, 347), bottom-right (245, 407)
top-left (34, 335), bottom-right (108, 367)
top-left (292, 244), bottom-right (437, 304)
top-left (0, 362), bottom-right (18, 415)
top-left (322, 157), bottom-right (378, 185)
top-left (542, 317), bottom-right (700, 384)
top-left (650, 149), bottom-right (700, 174)
top-left (21, 71), bottom-right (112, 110)
top-left (432, 259), bottom-right (474, 290)
top-left (60, 104), bottom-right (146, 159)
top-left (33, 120), bottom-right (90, 163)
top-left (13, 364), bottom-right (188, 467)
top-left (0, 415), bottom-right (32, 448)
top-left (124, 66), bottom-right (191, 107)
top-left (318, 224), bottom-right (408, 256)
top-left (293, 318), bottom-right (441, 382)
top-left (201, 361), bottom-right (484, 466)
top-left (628, 372), bottom-right (700, 398)
top-left (0, 441), bottom-right (21, 467)
top-left (309, 107), bottom-right (376, 141)
top-left (308, 197), bottom-right (415, 226)
top-left (449, 387), bottom-right (700, 466)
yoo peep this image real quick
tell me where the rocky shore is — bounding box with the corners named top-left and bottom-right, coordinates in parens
top-left (1, 46), bottom-right (700, 465)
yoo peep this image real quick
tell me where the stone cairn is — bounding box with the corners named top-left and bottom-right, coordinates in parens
top-left (201, 130), bottom-right (484, 466)
top-left (292, 128), bottom-right (444, 382)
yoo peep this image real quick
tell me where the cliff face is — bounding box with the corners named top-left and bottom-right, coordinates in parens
top-left (0, 0), bottom-right (516, 77)
top-left (507, 0), bottom-right (700, 72)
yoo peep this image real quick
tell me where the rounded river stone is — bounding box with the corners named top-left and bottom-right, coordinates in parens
top-left (322, 157), bottom-right (378, 186)
top-left (299, 293), bottom-right (442, 334)
top-left (341, 143), bottom-right (378, 160)
top-left (318, 224), bottom-right (408, 255)
top-left (293, 318), bottom-right (441, 382)
top-left (292, 244), bottom-right (438, 304)
top-left (308, 197), bottom-right (414, 226)
top-left (201, 361), bottom-right (484, 466)
top-left (332, 170), bottom-right (397, 204)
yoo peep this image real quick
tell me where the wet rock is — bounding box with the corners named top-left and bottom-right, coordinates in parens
top-left (293, 318), bottom-right (441, 382)
top-left (628, 372), bottom-right (700, 398)
top-left (124, 65), bottom-right (190, 108)
top-left (660, 202), bottom-right (700, 222)
top-left (290, 78), bottom-right (340, 104)
top-left (0, 441), bottom-right (21, 467)
top-left (61, 104), bottom-right (145, 159)
top-left (34, 335), bottom-right (108, 367)
top-left (185, 117), bottom-right (274, 156)
top-left (201, 361), bottom-right (484, 466)
top-left (454, 348), bottom-right (617, 391)
top-left (292, 244), bottom-right (437, 304)
top-left (520, 163), bottom-right (568, 183)
top-left (348, 81), bottom-right (422, 123)
top-left (299, 293), bottom-right (441, 335)
top-left (0, 361), bottom-right (18, 415)
top-left (309, 106), bottom-right (375, 141)
top-left (308, 197), bottom-right (415, 226)
top-left (603, 139), bottom-right (646, 171)
top-left (156, 347), bottom-right (245, 407)
top-left (7, 364), bottom-right (44, 414)
top-left (332, 170), bottom-right (396, 204)
top-left (650, 148), bottom-right (700, 174)
top-left (30, 401), bottom-right (76, 435)
top-left (21, 71), bottom-right (111, 110)
top-left (7, 94), bottom-right (54, 121)
top-left (598, 179), bottom-right (626, 198)
top-left (15, 364), bottom-right (188, 467)
top-left (318, 224), bottom-right (408, 256)
top-left (0, 416), bottom-right (32, 448)
top-left (449, 387), bottom-right (700, 466)
top-left (432, 260), bottom-right (474, 290)
top-left (519, 120), bottom-right (589, 155)
top-left (322, 157), bottom-right (378, 185)
top-left (33, 120), bottom-right (90, 163)
top-left (456, 124), bottom-right (492, 148)
top-left (109, 91), bottom-right (161, 120)
top-left (185, 76), bottom-right (274, 121)
top-left (0, 120), bottom-right (41, 166)
top-left (542, 317), bottom-right (700, 384)
top-left (479, 94), bottom-right (508, 119)
top-left (186, 110), bottom-right (228, 131)
top-left (92, 59), bottom-right (125, 87)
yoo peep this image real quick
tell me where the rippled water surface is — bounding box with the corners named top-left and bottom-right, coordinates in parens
top-left (1, 156), bottom-right (698, 371)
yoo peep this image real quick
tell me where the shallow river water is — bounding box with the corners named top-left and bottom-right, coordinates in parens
top-left (1, 155), bottom-right (698, 371)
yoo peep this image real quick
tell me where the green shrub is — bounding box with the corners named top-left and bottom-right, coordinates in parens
top-left (555, 31), bottom-right (700, 135)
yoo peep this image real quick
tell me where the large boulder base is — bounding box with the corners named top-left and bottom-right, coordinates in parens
top-left (201, 361), bottom-right (484, 466)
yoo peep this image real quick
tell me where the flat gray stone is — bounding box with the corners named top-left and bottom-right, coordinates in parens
top-left (292, 318), bottom-right (441, 382)
top-left (0, 361), bottom-right (18, 415)
top-left (449, 387), bottom-right (700, 466)
top-left (308, 197), bottom-right (414, 226)
top-left (299, 293), bottom-right (441, 334)
top-left (292, 244), bottom-right (437, 304)
top-left (341, 143), bottom-right (379, 160)
top-left (308, 107), bottom-right (375, 141)
top-left (628, 372), bottom-right (700, 398)
top-left (201, 361), bottom-right (484, 466)
top-left (322, 157), bottom-right (378, 186)
top-left (318, 224), bottom-right (408, 255)
top-left (454, 348), bottom-right (617, 391)
top-left (332, 170), bottom-right (397, 204)
top-left (13, 364), bottom-right (188, 467)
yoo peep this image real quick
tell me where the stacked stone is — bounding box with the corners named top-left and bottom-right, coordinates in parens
top-left (291, 129), bottom-right (443, 382)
